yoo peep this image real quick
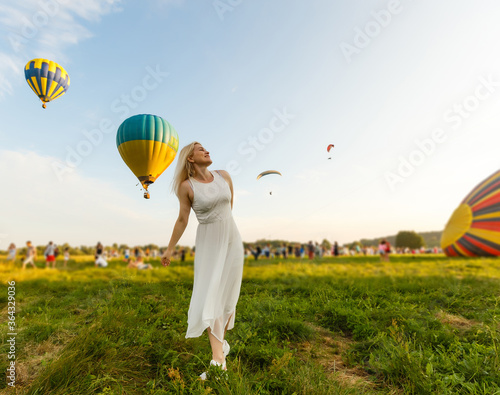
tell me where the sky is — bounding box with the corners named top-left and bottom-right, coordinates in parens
top-left (1, 0), bottom-right (500, 249)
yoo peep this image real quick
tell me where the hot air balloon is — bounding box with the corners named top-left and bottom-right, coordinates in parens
top-left (441, 169), bottom-right (500, 256)
top-left (327, 144), bottom-right (334, 159)
top-left (24, 58), bottom-right (70, 108)
top-left (116, 114), bottom-right (179, 199)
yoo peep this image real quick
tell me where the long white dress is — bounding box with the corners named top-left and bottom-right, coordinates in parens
top-left (186, 170), bottom-right (244, 342)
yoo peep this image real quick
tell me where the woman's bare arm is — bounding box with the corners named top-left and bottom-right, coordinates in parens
top-left (162, 181), bottom-right (193, 266)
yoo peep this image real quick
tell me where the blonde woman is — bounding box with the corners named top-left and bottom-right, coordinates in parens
top-left (161, 142), bottom-right (244, 378)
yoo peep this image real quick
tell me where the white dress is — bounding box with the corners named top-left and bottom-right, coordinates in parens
top-left (186, 170), bottom-right (244, 342)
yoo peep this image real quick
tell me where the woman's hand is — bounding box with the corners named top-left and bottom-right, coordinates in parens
top-left (161, 249), bottom-right (173, 267)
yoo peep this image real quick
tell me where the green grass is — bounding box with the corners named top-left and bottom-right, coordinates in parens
top-left (1, 255), bottom-right (500, 394)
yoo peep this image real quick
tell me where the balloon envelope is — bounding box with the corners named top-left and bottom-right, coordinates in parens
top-left (441, 169), bottom-right (500, 256)
top-left (256, 170), bottom-right (282, 180)
top-left (116, 114), bottom-right (179, 193)
top-left (24, 58), bottom-right (70, 108)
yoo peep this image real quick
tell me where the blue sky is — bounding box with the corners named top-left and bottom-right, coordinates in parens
top-left (1, 0), bottom-right (499, 249)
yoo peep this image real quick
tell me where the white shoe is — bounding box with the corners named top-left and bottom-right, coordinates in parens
top-left (199, 359), bottom-right (226, 380)
top-left (223, 340), bottom-right (230, 357)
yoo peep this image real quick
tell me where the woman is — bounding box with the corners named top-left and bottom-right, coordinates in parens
top-left (127, 256), bottom-right (152, 270)
top-left (94, 242), bottom-right (108, 267)
top-left (95, 242), bottom-right (104, 260)
top-left (161, 142), bottom-right (244, 377)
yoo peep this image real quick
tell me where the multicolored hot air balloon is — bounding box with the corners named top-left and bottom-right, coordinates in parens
top-left (441, 169), bottom-right (500, 256)
top-left (116, 114), bottom-right (179, 199)
top-left (24, 58), bottom-right (70, 108)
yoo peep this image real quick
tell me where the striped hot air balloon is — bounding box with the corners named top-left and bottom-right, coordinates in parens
top-left (441, 170), bottom-right (500, 256)
top-left (24, 58), bottom-right (70, 108)
top-left (116, 114), bottom-right (179, 199)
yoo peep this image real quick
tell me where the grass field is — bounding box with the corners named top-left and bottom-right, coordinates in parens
top-left (1, 255), bottom-right (500, 394)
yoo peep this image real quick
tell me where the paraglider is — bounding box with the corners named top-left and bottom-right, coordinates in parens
top-left (116, 114), bottom-right (179, 199)
top-left (24, 58), bottom-right (70, 108)
top-left (256, 170), bottom-right (282, 180)
top-left (327, 144), bottom-right (334, 159)
top-left (257, 170), bottom-right (282, 195)
top-left (441, 169), bottom-right (500, 256)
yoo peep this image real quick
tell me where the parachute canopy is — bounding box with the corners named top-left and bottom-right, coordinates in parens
top-left (24, 58), bottom-right (70, 108)
top-left (116, 114), bottom-right (179, 198)
top-left (441, 169), bottom-right (500, 256)
top-left (256, 170), bottom-right (282, 180)
top-left (327, 144), bottom-right (334, 152)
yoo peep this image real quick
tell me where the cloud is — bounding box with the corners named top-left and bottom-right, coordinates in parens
top-left (234, 189), bottom-right (250, 201)
top-left (294, 168), bottom-right (328, 184)
top-left (0, 0), bottom-right (122, 99)
top-left (155, 0), bottom-right (186, 7)
top-left (0, 149), bottom-right (162, 246)
top-left (0, 53), bottom-right (19, 97)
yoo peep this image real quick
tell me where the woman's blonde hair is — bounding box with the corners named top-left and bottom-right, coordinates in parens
top-left (172, 141), bottom-right (200, 196)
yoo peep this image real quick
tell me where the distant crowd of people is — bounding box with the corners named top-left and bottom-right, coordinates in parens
top-left (244, 240), bottom-right (442, 262)
top-left (6, 241), bottom-right (71, 270)
top-left (245, 241), bottom-right (386, 261)
top-left (3, 239), bottom-right (443, 269)
top-left (4, 241), bottom-right (192, 270)
top-left (246, 242), bottom-right (329, 260)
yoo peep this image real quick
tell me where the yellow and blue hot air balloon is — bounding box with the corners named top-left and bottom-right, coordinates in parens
top-left (441, 169), bottom-right (500, 256)
top-left (116, 114), bottom-right (179, 199)
top-left (24, 58), bottom-right (70, 108)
